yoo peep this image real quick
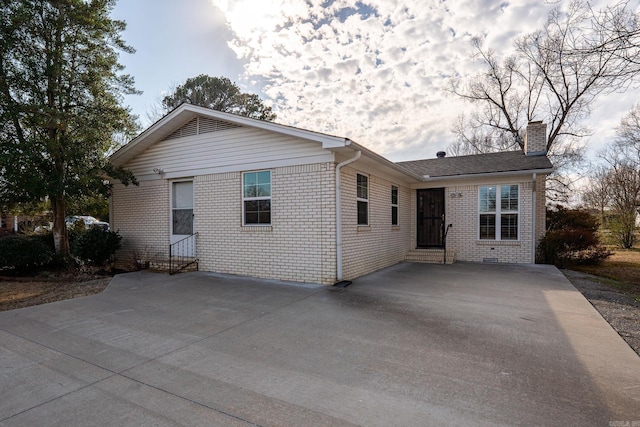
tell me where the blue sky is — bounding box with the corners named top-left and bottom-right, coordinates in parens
top-left (111, 0), bottom-right (640, 162)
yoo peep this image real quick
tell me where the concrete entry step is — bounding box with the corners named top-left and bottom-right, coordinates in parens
top-left (147, 258), bottom-right (199, 274)
top-left (405, 249), bottom-right (455, 264)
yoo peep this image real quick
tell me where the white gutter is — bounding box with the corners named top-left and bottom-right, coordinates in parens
top-left (421, 168), bottom-right (554, 182)
top-left (532, 173), bottom-right (537, 263)
top-left (335, 150), bottom-right (362, 282)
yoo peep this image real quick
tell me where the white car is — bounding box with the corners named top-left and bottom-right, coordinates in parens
top-left (65, 216), bottom-right (110, 231)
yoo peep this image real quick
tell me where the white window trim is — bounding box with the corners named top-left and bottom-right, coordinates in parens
top-left (478, 184), bottom-right (520, 241)
top-left (242, 170), bottom-right (272, 226)
top-left (170, 179), bottom-right (194, 239)
top-left (169, 178), bottom-right (196, 236)
top-left (357, 173), bottom-right (369, 226)
top-left (391, 185), bottom-right (399, 226)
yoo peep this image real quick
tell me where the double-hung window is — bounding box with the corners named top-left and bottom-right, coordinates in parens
top-left (391, 186), bottom-right (398, 226)
top-left (357, 173), bottom-right (368, 225)
top-left (479, 185), bottom-right (519, 240)
top-left (243, 171), bottom-right (271, 225)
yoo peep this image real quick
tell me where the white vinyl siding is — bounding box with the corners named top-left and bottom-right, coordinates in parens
top-left (124, 124), bottom-right (334, 180)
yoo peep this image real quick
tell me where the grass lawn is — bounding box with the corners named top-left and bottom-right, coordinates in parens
top-left (570, 249), bottom-right (640, 301)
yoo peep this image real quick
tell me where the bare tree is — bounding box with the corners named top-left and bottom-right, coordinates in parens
top-left (615, 103), bottom-right (640, 164)
top-left (594, 104), bottom-right (640, 248)
top-left (582, 165), bottom-right (611, 222)
top-left (448, 114), bottom-right (519, 156)
top-left (451, 1), bottom-right (640, 153)
top-left (450, 1), bottom-right (640, 200)
top-left (604, 161), bottom-right (640, 248)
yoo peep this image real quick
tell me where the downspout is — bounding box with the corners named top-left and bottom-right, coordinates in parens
top-left (532, 173), bottom-right (537, 263)
top-left (335, 150), bottom-right (362, 282)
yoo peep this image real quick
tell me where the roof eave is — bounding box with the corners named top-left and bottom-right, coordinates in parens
top-left (422, 167), bottom-right (555, 182)
top-left (330, 140), bottom-right (424, 181)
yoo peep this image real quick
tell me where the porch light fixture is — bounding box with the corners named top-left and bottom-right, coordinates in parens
top-left (153, 167), bottom-right (164, 175)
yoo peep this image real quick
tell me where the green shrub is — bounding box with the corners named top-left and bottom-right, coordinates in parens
top-left (71, 228), bottom-right (122, 266)
top-left (546, 204), bottom-right (599, 231)
top-left (67, 220), bottom-right (87, 248)
top-left (0, 235), bottom-right (55, 273)
top-left (558, 246), bottom-right (612, 266)
top-left (538, 206), bottom-right (611, 267)
top-left (31, 232), bottom-right (55, 251)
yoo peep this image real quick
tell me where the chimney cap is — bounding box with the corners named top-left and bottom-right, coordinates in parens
top-left (436, 151), bottom-right (446, 158)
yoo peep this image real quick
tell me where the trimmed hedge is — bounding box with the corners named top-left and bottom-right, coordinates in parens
top-left (71, 228), bottom-right (122, 266)
top-left (0, 235), bottom-right (55, 272)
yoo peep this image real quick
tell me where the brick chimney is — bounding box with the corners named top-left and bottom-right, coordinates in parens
top-left (524, 121), bottom-right (547, 156)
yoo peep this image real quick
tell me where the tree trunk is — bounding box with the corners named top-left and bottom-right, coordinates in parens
top-left (51, 194), bottom-right (69, 256)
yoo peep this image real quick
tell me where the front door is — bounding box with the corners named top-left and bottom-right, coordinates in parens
top-left (417, 188), bottom-right (445, 248)
top-left (171, 181), bottom-right (194, 257)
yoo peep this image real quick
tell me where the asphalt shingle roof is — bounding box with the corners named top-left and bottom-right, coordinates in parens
top-left (396, 150), bottom-right (553, 178)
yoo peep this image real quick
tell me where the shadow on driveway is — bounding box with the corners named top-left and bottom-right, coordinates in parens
top-left (1, 263), bottom-right (639, 425)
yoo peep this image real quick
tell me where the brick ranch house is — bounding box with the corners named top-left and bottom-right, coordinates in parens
top-left (109, 104), bottom-right (553, 285)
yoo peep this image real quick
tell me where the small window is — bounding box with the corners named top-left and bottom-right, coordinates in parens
top-left (479, 184), bottom-right (518, 240)
top-left (391, 186), bottom-right (398, 226)
top-left (357, 173), bottom-right (368, 225)
top-left (243, 171), bottom-right (271, 225)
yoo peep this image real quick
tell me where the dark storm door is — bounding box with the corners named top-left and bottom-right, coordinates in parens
top-left (417, 188), bottom-right (445, 248)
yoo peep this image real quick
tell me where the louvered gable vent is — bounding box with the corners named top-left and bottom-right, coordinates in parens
top-left (164, 116), bottom-right (241, 140)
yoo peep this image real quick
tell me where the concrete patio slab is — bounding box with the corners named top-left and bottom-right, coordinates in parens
top-left (1, 263), bottom-right (639, 426)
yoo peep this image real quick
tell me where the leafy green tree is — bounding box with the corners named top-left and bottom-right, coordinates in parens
top-left (0, 0), bottom-right (138, 257)
top-left (67, 194), bottom-right (110, 222)
top-left (161, 75), bottom-right (276, 121)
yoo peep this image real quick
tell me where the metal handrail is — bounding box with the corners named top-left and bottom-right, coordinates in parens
top-left (443, 223), bottom-right (453, 264)
top-left (169, 233), bottom-right (198, 274)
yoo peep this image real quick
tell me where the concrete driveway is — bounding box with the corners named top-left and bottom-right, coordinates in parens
top-left (1, 263), bottom-right (639, 426)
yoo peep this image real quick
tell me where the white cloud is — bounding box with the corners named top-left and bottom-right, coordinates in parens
top-left (211, 0), bottom-right (640, 161)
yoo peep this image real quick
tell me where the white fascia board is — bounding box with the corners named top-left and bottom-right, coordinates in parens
top-left (178, 105), bottom-right (349, 147)
top-left (110, 106), bottom-right (197, 166)
top-left (421, 168), bottom-right (555, 181)
top-left (328, 143), bottom-right (423, 183)
top-left (344, 140), bottom-right (425, 181)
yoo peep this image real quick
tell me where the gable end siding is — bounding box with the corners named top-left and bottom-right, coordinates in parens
top-left (164, 116), bottom-right (242, 140)
top-left (124, 124), bottom-right (334, 180)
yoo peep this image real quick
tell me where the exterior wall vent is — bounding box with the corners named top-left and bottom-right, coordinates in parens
top-left (164, 116), bottom-right (241, 141)
top-left (199, 116), bottom-right (240, 134)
